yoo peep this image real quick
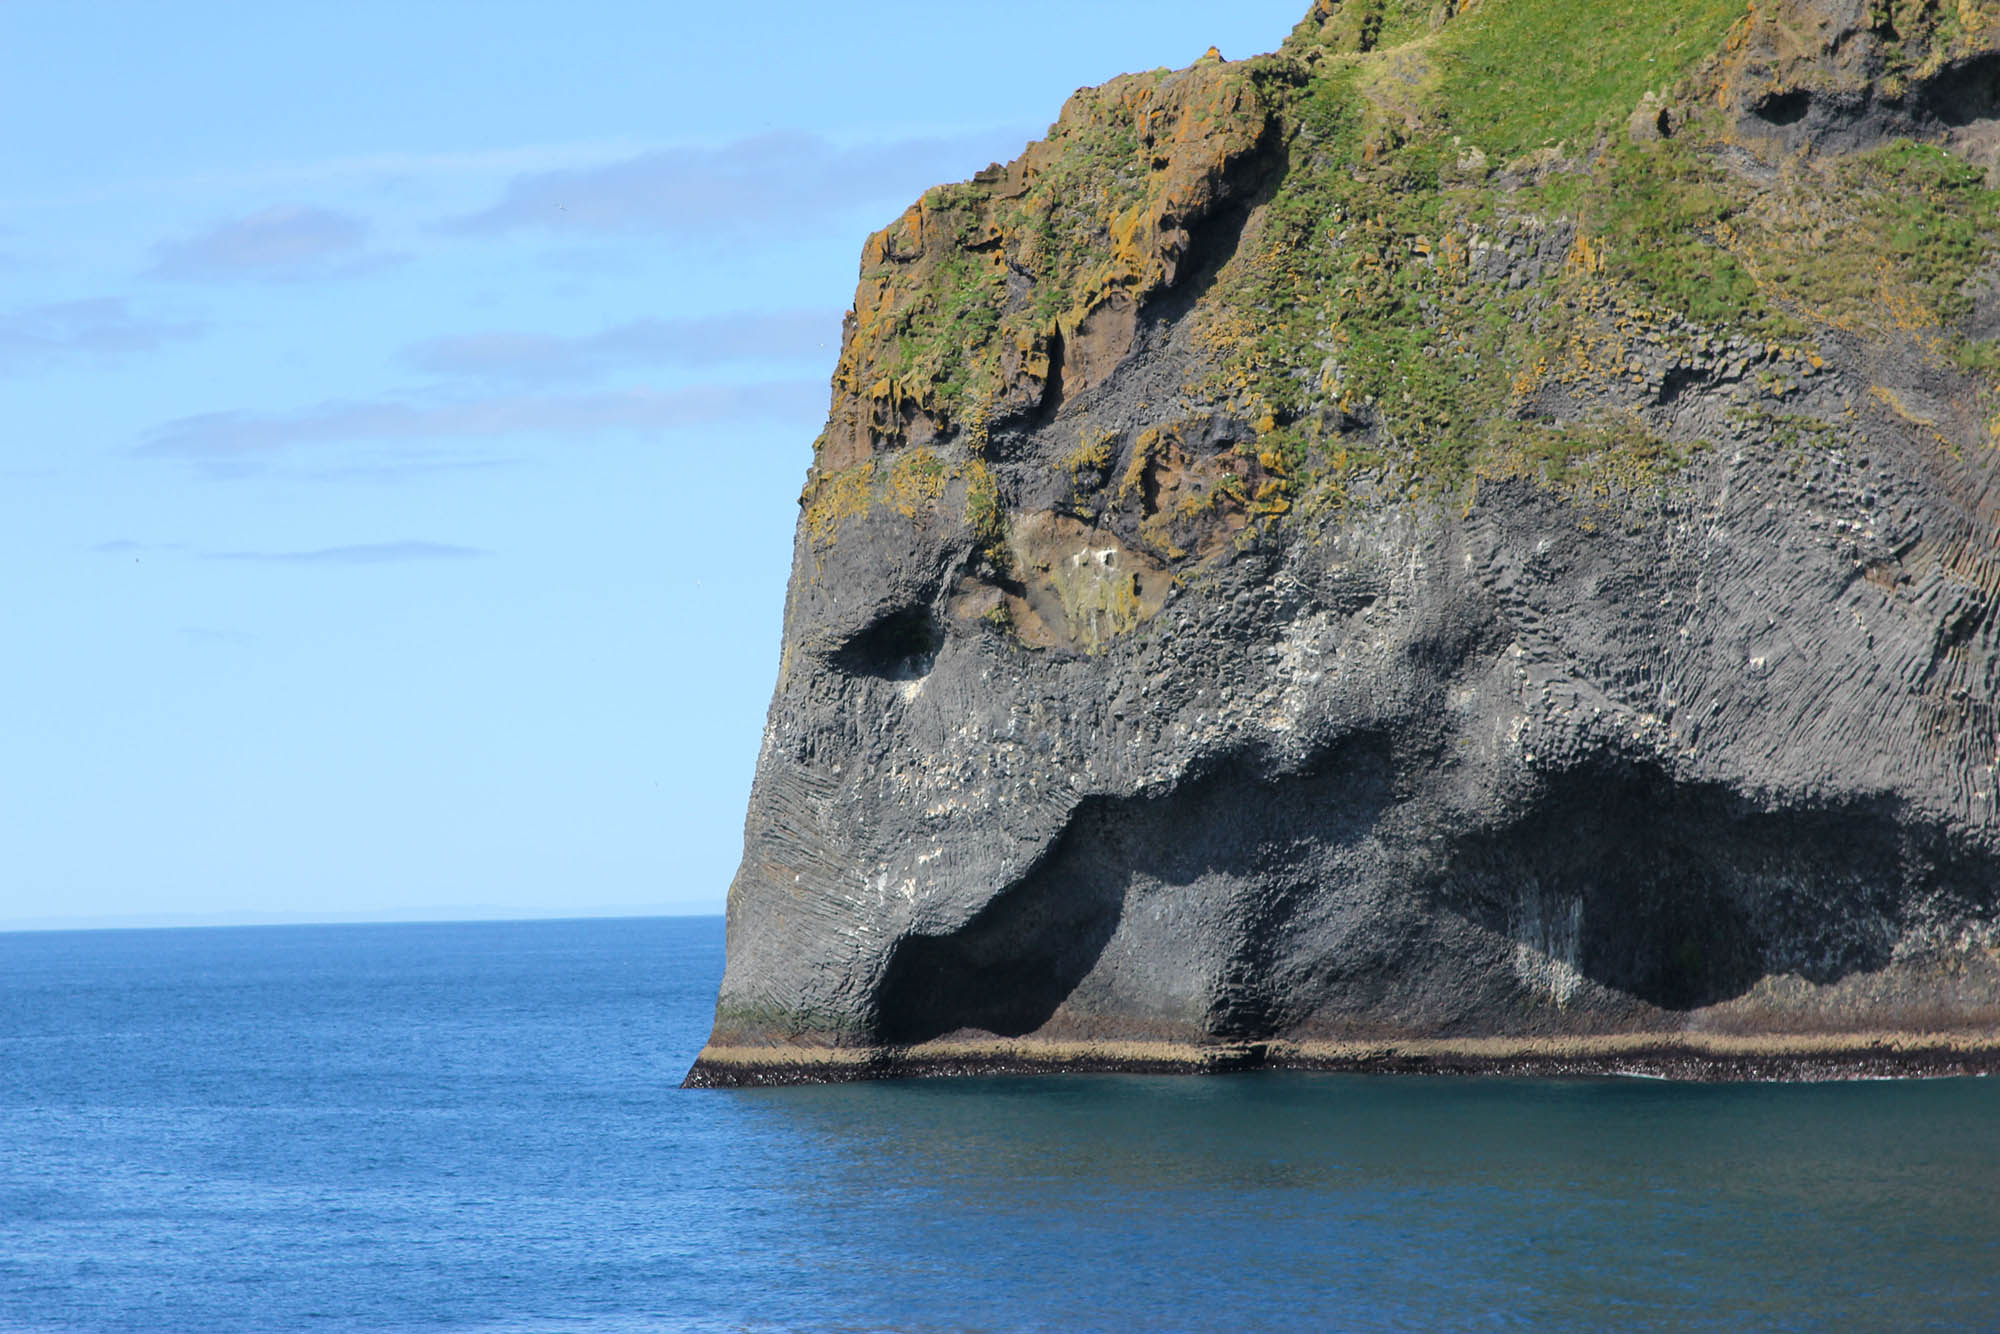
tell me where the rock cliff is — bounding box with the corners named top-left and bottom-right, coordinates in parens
top-left (687, 0), bottom-right (2000, 1085)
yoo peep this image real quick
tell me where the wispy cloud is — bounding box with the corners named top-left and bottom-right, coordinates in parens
top-left (150, 205), bottom-right (398, 282)
top-left (446, 129), bottom-right (1027, 240)
top-left (0, 298), bottom-right (204, 374)
top-left (206, 541), bottom-right (488, 564)
top-left (96, 539), bottom-right (484, 566)
top-left (404, 309), bottom-right (841, 382)
top-left (140, 378), bottom-right (826, 462)
top-left (1, 140), bottom-right (646, 213)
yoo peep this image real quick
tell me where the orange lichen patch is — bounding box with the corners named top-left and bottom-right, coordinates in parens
top-left (962, 456), bottom-right (1005, 548)
top-left (1511, 353), bottom-right (1552, 399)
top-left (1064, 428), bottom-right (1119, 487)
top-left (1566, 231), bottom-right (1606, 277)
top-left (1118, 425), bottom-right (1168, 506)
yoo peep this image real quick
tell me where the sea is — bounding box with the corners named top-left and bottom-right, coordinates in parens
top-left (2, 916), bottom-right (1996, 1333)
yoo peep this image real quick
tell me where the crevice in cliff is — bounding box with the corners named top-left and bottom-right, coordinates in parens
top-left (1139, 177), bottom-right (1273, 334)
top-left (1027, 329), bottom-right (1066, 427)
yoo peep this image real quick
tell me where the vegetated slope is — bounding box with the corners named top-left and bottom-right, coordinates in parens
top-left (691, 0), bottom-right (2000, 1085)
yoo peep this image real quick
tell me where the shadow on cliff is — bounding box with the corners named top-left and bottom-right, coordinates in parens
top-left (1741, 47), bottom-right (2000, 152)
top-left (876, 744), bottom-right (1985, 1043)
top-left (869, 824), bottom-right (1126, 1046)
top-left (871, 738), bottom-right (1398, 1046)
top-left (988, 111), bottom-right (1283, 450)
top-left (1435, 761), bottom-right (1959, 1012)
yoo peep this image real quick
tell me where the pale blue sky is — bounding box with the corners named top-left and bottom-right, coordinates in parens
top-left (2, 2), bottom-right (1303, 928)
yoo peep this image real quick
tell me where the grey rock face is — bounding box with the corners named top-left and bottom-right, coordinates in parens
top-left (687, 6), bottom-right (2000, 1085)
top-left (704, 409), bottom-right (2000, 1057)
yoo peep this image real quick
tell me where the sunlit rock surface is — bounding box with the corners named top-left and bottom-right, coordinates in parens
top-left (689, 0), bottom-right (2000, 1085)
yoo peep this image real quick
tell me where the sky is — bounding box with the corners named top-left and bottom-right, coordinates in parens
top-left (1, 1), bottom-right (1305, 930)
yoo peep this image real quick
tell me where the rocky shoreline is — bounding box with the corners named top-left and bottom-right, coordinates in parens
top-left (685, 1030), bottom-right (2000, 1088)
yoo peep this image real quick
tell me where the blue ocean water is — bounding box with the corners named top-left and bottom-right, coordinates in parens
top-left (1, 917), bottom-right (1996, 1332)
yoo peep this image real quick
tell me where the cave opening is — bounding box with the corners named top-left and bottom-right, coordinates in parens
top-left (834, 607), bottom-right (944, 680)
top-left (1753, 89), bottom-right (1812, 127)
top-left (1922, 53), bottom-right (2000, 127)
top-left (1436, 764), bottom-right (1923, 1012)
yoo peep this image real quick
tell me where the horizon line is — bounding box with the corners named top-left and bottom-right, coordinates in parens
top-left (0, 905), bottom-right (724, 935)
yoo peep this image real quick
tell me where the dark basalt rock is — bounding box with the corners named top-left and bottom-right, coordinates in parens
top-left (687, 0), bottom-right (2000, 1086)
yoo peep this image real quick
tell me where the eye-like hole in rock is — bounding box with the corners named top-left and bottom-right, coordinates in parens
top-left (1753, 89), bottom-right (1811, 127)
top-left (834, 607), bottom-right (944, 680)
top-left (1923, 53), bottom-right (2000, 127)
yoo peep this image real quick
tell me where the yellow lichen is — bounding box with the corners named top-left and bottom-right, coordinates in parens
top-left (884, 447), bottom-right (950, 519)
top-left (1119, 425), bottom-right (1167, 505)
top-left (1064, 429), bottom-right (1117, 484)
top-left (802, 461), bottom-right (876, 549)
top-left (1049, 545), bottom-right (1146, 653)
top-left (963, 457), bottom-right (1005, 547)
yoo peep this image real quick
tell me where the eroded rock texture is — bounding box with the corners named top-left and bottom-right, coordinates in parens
top-left (689, 0), bottom-right (2000, 1084)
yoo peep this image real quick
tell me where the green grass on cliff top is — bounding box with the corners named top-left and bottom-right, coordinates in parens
top-left (1213, 0), bottom-right (1765, 492)
top-left (847, 0), bottom-right (1997, 520)
top-left (1434, 0), bottom-right (1749, 158)
top-left (1218, 0), bottom-right (1999, 501)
